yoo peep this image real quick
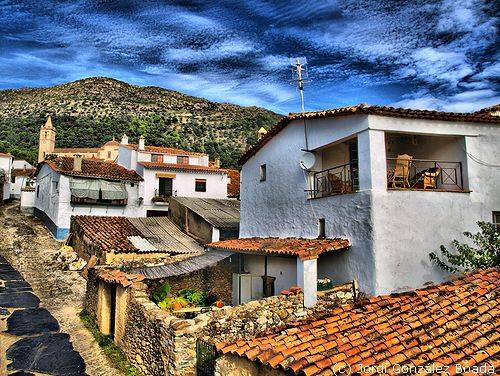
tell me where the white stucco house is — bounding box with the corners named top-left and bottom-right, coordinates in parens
top-left (0, 152), bottom-right (13, 202)
top-left (117, 135), bottom-right (230, 216)
top-left (34, 155), bottom-right (143, 240)
top-left (209, 104), bottom-right (500, 305)
top-left (10, 160), bottom-right (35, 198)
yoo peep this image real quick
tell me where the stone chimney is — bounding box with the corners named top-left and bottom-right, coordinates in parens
top-left (73, 154), bottom-right (83, 172)
top-left (214, 157), bottom-right (221, 168)
top-left (139, 135), bottom-right (145, 150)
top-left (121, 134), bottom-right (129, 145)
top-left (257, 127), bottom-right (268, 141)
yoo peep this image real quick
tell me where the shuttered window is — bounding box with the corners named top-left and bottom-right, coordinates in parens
top-left (195, 179), bottom-right (206, 192)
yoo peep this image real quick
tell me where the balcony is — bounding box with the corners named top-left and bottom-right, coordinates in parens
top-left (387, 158), bottom-right (464, 191)
top-left (152, 189), bottom-right (177, 204)
top-left (306, 162), bottom-right (359, 199)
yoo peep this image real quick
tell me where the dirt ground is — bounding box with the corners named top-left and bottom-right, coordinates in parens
top-left (0, 201), bottom-right (122, 376)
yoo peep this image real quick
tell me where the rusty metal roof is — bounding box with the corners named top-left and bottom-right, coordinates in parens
top-left (171, 197), bottom-right (240, 229)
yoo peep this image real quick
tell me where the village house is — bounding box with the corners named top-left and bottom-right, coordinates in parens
top-left (10, 160), bottom-right (35, 198)
top-left (209, 104), bottom-right (500, 303)
top-left (117, 135), bottom-right (231, 216)
top-left (33, 155), bottom-right (142, 239)
top-left (38, 116), bottom-right (120, 163)
top-left (216, 267), bottom-right (500, 376)
top-left (0, 152), bottom-right (13, 202)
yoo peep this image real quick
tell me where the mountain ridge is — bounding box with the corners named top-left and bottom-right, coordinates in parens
top-left (0, 77), bottom-right (282, 167)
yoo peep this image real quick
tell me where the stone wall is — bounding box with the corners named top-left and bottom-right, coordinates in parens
top-left (85, 266), bottom-right (356, 376)
top-left (216, 354), bottom-right (284, 376)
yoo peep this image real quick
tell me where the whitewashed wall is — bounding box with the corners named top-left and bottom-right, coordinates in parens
top-left (140, 167), bottom-right (227, 213)
top-left (11, 176), bottom-right (31, 198)
top-left (0, 155), bottom-right (12, 201)
top-left (243, 254), bottom-right (297, 294)
top-left (240, 114), bottom-right (500, 295)
top-left (34, 164), bottom-right (60, 227)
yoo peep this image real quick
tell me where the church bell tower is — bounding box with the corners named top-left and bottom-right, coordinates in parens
top-left (38, 116), bottom-right (56, 163)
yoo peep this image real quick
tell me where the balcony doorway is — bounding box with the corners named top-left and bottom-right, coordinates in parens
top-left (158, 177), bottom-right (173, 197)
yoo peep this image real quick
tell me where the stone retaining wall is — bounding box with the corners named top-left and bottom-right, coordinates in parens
top-left (85, 269), bottom-right (356, 376)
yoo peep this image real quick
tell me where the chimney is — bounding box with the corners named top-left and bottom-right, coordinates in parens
top-left (257, 127), bottom-right (268, 141)
top-left (214, 157), bottom-right (220, 168)
top-left (73, 154), bottom-right (83, 172)
top-left (121, 134), bottom-right (129, 145)
top-left (139, 135), bottom-right (145, 150)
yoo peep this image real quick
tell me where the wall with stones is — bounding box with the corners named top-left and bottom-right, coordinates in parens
top-left (85, 268), bottom-right (100, 319)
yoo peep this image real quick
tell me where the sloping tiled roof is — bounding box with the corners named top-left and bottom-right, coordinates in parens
top-left (73, 216), bottom-right (140, 253)
top-left (98, 269), bottom-right (145, 287)
top-left (170, 197), bottom-right (240, 229)
top-left (227, 169), bottom-right (240, 198)
top-left (217, 267), bottom-right (500, 375)
top-left (138, 161), bottom-right (227, 174)
top-left (53, 147), bottom-right (101, 153)
top-left (72, 215), bottom-right (203, 255)
top-left (123, 143), bottom-right (206, 157)
top-left (12, 168), bottom-right (36, 177)
top-left (240, 104), bottom-right (500, 164)
top-left (0, 152), bottom-right (12, 157)
top-left (38, 156), bottom-right (142, 181)
top-left (208, 237), bottom-right (349, 260)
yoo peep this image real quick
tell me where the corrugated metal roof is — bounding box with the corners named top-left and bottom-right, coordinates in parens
top-left (171, 197), bottom-right (240, 229)
top-left (128, 217), bottom-right (203, 254)
top-left (131, 250), bottom-right (233, 279)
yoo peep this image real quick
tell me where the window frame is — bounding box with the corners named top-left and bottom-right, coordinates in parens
top-left (195, 178), bottom-right (207, 192)
top-left (151, 154), bottom-right (164, 163)
top-left (493, 211), bottom-right (500, 231)
top-left (177, 155), bottom-right (189, 165)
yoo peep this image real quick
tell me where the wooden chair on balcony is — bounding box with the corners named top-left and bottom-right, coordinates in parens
top-left (327, 173), bottom-right (347, 194)
top-left (423, 167), bottom-right (441, 189)
top-left (391, 154), bottom-right (413, 188)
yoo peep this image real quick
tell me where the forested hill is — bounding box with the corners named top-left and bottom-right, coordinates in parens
top-left (0, 77), bottom-right (282, 167)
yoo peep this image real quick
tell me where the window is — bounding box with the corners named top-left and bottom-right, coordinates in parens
top-left (52, 180), bottom-right (59, 193)
top-left (177, 156), bottom-right (189, 165)
top-left (107, 151), bottom-right (111, 159)
top-left (195, 179), bottom-right (207, 192)
top-left (37, 185), bottom-right (40, 198)
top-left (151, 154), bottom-right (164, 163)
top-left (260, 164), bottom-right (267, 182)
top-left (11, 174), bottom-right (15, 183)
top-left (493, 212), bottom-right (500, 231)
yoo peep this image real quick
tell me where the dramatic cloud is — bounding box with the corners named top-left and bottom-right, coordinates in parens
top-left (0, 0), bottom-right (498, 113)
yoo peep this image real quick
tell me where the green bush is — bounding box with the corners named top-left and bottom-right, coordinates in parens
top-left (429, 221), bottom-right (500, 273)
top-left (151, 282), bottom-right (170, 304)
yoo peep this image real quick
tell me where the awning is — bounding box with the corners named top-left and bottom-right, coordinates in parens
top-left (70, 178), bottom-right (128, 200)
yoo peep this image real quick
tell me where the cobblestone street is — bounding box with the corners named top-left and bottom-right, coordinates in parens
top-left (0, 201), bottom-right (122, 376)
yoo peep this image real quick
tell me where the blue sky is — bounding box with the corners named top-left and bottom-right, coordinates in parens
top-left (0, 0), bottom-right (498, 114)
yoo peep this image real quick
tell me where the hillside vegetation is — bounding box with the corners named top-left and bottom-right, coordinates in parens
top-left (0, 77), bottom-right (281, 167)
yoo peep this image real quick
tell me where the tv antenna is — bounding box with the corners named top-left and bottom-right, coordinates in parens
top-left (290, 57), bottom-right (308, 113)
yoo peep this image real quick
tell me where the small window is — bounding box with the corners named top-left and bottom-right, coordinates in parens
top-left (151, 154), bottom-right (164, 163)
top-left (11, 174), bottom-right (15, 183)
top-left (493, 212), bottom-right (500, 231)
top-left (37, 185), bottom-right (40, 198)
top-left (177, 156), bottom-right (189, 165)
top-left (195, 179), bottom-right (207, 192)
top-left (107, 151), bottom-right (111, 159)
top-left (260, 164), bottom-right (267, 182)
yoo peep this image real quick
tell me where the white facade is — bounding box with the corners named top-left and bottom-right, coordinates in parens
top-left (0, 154), bottom-right (13, 202)
top-left (240, 114), bottom-right (500, 295)
top-left (34, 164), bottom-right (142, 239)
top-left (118, 141), bottom-right (228, 214)
top-left (11, 175), bottom-right (33, 199)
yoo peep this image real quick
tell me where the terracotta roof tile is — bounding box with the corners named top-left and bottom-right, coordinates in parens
top-left (123, 143), bottom-right (206, 157)
top-left (12, 168), bottom-right (36, 177)
top-left (98, 269), bottom-right (145, 287)
top-left (37, 156), bottom-right (142, 181)
top-left (138, 161), bottom-right (227, 174)
top-left (218, 267), bottom-right (500, 375)
top-left (53, 147), bottom-right (101, 153)
top-left (0, 152), bottom-right (12, 157)
top-left (239, 104), bottom-right (500, 164)
top-left (208, 237), bottom-right (350, 260)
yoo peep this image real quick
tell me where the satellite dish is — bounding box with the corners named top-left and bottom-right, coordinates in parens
top-left (300, 152), bottom-right (316, 170)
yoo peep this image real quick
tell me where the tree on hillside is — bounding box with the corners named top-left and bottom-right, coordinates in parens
top-left (429, 221), bottom-right (500, 273)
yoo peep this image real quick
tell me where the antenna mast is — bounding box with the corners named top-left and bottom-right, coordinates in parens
top-left (291, 57), bottom-right (308, 113)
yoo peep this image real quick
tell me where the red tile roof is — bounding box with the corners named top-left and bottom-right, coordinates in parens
top-left (138, 161), bottom-right (227, 174)
top-left (123, 143), bottom-right (206, 157)
top-left (240, 104), bottom-right (500, 164)
top-left (227, 169), bottom-right (240, 198)
top-left (0, 152), bottom-right (12, 157)
top-left (12, 168), bottom-right (36, 177)
top-left (98, 269), bottom-right (145, 287)
top-left (72, 216), bottom-right (140, 253)
top-left (37, 156), bottom-right (142, 181)
top-left (53, 147), bottom-right (101, 153)
top-left (217, 267), bottom-right (500, 375)
top-left (208, 237), bottom-right (349, 260)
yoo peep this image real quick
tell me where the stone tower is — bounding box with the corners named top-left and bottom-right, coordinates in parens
top-left (38, 116), bottom-right (56, 163)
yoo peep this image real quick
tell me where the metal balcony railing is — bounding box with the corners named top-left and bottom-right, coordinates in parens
top-left (306, 162), bottom-right (359, 199)
top-left (387, 158), bottom-right (464, 190)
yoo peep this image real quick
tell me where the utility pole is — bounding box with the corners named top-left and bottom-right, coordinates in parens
top-left (291, 57), bottom-right (308, 114)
